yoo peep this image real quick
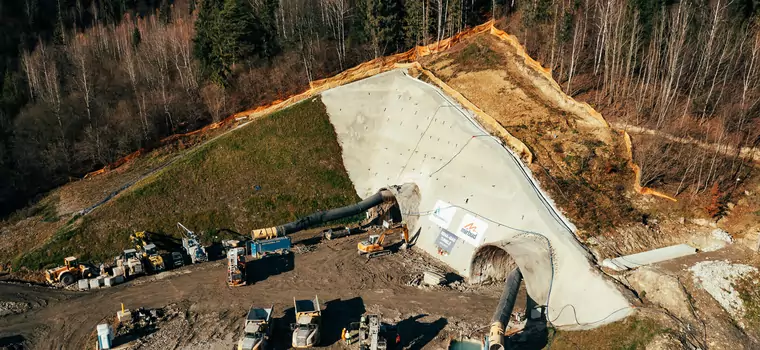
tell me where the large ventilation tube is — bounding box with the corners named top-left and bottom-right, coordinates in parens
top-left (251, 189), bottom-right (396, 240)
top-left (489, 268), bottom-right (523, 350)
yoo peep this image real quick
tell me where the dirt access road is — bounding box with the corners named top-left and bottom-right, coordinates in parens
top-left (0, 231), bottom-right (508, 349)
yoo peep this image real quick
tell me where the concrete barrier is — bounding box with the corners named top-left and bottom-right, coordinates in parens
top-left (322, 69), bottom-right (631, 328)
top-left (602, 244), bottom-right (697, 271)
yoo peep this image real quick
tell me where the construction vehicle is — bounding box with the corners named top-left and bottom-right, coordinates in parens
top-left (227, 247), bottom-right (247, 287)
top-left (178, 222), bottom-right (208, 264)
top-left (291, 296), bottom-right (322, 348)
top-left (116, 249), bottom-right (145, 277)
top-left (130, 231), bottom-right (165, 273)
top-left (225, 237), bottom-right (290, 287)
top-left (357, 222), bottom-right (409, 258)
top-left (237, 306), bottom-right (274, 350)
top-left (170, 251), bottom-right (184, 268)
top-left (222, 239), bottom-right (246, 255)
top-left (342, 314), bottom-right (399, 350)
top-left (249, 237), bottom-right (291, 259)
top-left (45, 256), bottom-right (94, 286)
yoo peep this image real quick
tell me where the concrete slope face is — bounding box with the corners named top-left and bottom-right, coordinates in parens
top-left (321, 69), bottom-right (630, 328)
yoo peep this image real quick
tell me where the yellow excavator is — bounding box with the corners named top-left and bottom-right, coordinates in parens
top-left (357, 222), bottom-right (409, 258)
top-left (130, 231), bottom-right (165, 273)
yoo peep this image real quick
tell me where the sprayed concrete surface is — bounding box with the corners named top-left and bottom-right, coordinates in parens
top-left (321, 69), bottom-right (631, 328)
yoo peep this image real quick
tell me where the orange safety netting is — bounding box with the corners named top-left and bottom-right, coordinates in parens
top-left (82, 20), bottom-right (674, 202)
top-left (622, 131), bottom-right (678, 201)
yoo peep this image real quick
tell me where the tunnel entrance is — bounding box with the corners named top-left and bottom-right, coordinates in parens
top-left (470, 245), bottom-right (517, 284)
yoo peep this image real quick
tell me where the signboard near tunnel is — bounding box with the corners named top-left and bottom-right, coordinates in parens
top-left (435, 229), bottom-right (458, 254)
top-left (455, 214), bottom-right (488, 246)
top-left (429, 200), bottom-right (456, 230)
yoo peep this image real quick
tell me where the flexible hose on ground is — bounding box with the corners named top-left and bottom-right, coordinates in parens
top-left (251, 189), bottom-right (395, 239)
top-left (489, 268), bottom-right (523, 350)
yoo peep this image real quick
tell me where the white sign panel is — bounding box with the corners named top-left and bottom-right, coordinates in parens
top-left (429, 200), bottom-right (456, 229)
top-left (455, 214), bottom-right (489, 246)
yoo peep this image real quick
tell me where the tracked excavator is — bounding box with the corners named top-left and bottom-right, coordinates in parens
top-left (357, 222), bottom-right (409, 258)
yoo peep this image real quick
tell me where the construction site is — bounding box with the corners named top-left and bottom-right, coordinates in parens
top-left (2, 21), bottom-right (760, 350)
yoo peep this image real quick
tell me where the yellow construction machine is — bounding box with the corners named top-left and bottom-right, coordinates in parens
top-left (357, 222), bottom-right (409, 258)
top-left (130, 231), bottom-right (165, 273)
top-left (45, 256), bottom-right (94, 286)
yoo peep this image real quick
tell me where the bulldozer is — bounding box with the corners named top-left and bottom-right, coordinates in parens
top-left (45, 256), bottom-right (94, 286)
top-left (130, 231), bottom-right (165, 273)
top-left (357, 222), bottom-right (409, 258)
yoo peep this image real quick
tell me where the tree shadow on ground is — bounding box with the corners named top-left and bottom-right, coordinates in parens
top-left (397, 314), bottom-right (448, 349)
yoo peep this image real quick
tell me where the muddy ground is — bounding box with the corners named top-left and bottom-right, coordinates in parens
top-left (0, 230), bottom-right (520, 350)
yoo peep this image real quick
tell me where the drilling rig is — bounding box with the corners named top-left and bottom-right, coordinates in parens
top-left (177, 222), bottom-right (208, 264)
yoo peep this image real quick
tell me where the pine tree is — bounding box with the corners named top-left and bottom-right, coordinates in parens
top-left (193, 0), bottom-right (280, 84)
top-left (404, 0), bottom-right (425, 47)
top-left (194, 0), bottom-right (223, 83)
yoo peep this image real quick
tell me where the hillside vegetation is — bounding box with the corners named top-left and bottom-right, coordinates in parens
top-left (12, 97), bottom-right (359, 270)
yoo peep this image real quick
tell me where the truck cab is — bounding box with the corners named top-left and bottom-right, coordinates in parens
top-left (238, 306), bottom-right (273, 350)
top-left (291, 296), bottom-right (321, 348)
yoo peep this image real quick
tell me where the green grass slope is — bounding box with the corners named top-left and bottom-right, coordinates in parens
top-left (16, 97), bottom-right (359, 269)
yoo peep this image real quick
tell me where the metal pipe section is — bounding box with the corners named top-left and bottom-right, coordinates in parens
top-left (488, 268), bottom-right (523, 350)
top-left (251, 189), bottom-right (395, 240)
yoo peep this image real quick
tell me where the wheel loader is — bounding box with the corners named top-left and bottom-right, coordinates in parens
top-left (45, 256), bottom-right (94, 286)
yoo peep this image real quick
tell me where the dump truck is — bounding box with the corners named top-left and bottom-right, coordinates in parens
top-left (227, 247), bottom-right (247, 287)
top-left (45, 256), bottom-right (94, 286)
top-left (292, 296), bottom-right (322, 348)
top-left (116, 249), bottom-right (145, 277)
top-left (178, 222), bottom-right (208, 264)
top-left (238, 306), bottom-right (274, 350)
